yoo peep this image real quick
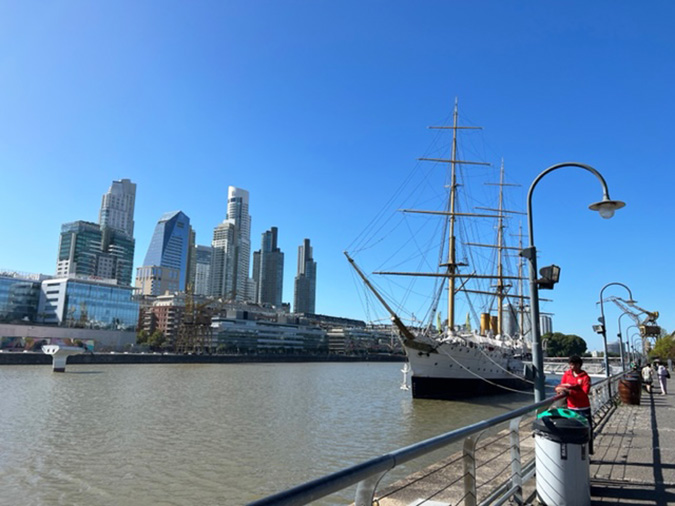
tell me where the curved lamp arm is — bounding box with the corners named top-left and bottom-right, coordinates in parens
top-left (527, 162), bottom-right (625, 247)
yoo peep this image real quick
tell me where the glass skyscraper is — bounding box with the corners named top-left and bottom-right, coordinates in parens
top-left (136, 211), bottom-right (192, 295)
top-left (293, 238), bottom-right (317, 314)
top-left (193, 245), bottom-right (212, 296)
top-left (252, 227), bottom-right (284, 306)
top-left (56, 220), bottom-right (135, 286)
top-left (210, 186), bottom-right (253, 301)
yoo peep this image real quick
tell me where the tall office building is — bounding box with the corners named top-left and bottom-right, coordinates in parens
top-left (209, 187), bottom-right (253, 301)
top-left (56, 220), bottom-right (135, 286)
top-left (135, 211), bottom-right (192, 295)
top-left (252, 227), bottom-right (284, 306)
top-left (186, 227), bottom-right (197, 292)
top-left (193, 245), bottom-right (212, 296)
top-left (293, 238), bottom-right (316, 314)
top-left (56, 178), bottom-right (136, 286)
top-left (99, 178), bottom-right (136, 238)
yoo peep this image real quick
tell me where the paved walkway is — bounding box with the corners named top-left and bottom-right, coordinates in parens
top-left (590, 388), bottom-right (675, 505)
top-left (372, 385), bottom-right (675, 506)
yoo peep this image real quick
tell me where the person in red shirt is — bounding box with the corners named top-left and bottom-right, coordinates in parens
top-left (555, 355), bottom-right (593, 453)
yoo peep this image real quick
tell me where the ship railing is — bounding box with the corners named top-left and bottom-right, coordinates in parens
top-left (248, 372), bottom-right (624, 506)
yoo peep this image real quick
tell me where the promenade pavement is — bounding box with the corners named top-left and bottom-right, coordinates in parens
top-left (373, 383), bottom-right (675, 506)
top-left (590, 386), bottom-right (675, 505)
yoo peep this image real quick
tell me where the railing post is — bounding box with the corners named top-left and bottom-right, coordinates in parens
top-left (463, 435), bottom-right (478, 506)
top-left (509, 417), bottom-right (524, 505)
top-left (354, 471), bottom-right (388, 506)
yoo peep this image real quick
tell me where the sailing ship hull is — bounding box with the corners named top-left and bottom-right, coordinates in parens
top-left (405, 341), bottom-right (531, 399)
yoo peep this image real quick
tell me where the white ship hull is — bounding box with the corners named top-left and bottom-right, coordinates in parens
top-left (404, 336), bottom-right (532, 399)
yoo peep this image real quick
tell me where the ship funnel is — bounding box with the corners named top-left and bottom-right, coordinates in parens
top-left (490, 316), bottom-right (499, 334)
top-left (480, 313), bottom-right (490, 335)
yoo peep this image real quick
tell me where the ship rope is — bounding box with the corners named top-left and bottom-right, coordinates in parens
top-left (436, 347), bottom-right (534, 394)
top-left (472, 342), bottom-right (535, 385)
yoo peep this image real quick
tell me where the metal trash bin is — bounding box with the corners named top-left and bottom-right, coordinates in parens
top-left (533, 408), bottom-right (590, 506)
top-left (619, 371), bottom-right (641, 405)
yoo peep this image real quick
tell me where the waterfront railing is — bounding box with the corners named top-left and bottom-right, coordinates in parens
top-left (249, 372), bottom-right (624, 506)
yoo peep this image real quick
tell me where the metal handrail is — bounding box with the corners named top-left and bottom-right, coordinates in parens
top-left (249, 372), bottom-right (625, 506)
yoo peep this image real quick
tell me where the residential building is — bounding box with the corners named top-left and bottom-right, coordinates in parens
top-left (540, 315), bottom-right (553, 335)
top-left (138, 293), bottom-right (187, 347)
top-left (252, 227), bottom-right (284, 306)
top-left (135, 211), bottom-right (192, 295)
top-left (293, 238), bottom-right (316, 313)
top-left (209, 186), bottom-right (253, 301)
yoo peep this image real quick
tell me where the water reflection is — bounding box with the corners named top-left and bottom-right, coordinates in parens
top-left (0, 363), bottom-right (534, 505)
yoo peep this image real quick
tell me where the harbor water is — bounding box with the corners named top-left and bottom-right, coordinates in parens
top-left (0, 362), bottom-right (538, 505)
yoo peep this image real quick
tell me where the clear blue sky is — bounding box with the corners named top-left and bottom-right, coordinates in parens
top-left (1, 1), bottom-right (673, 352)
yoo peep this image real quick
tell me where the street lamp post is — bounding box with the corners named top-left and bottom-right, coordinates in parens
top-left (598, 283), bottom-right (636, 377)
top-left (630, 334), bottom-right (641, 362)
top-left (627, 325), bottom-right (642, 360)
top-left (522, 162), bottom-right (625, 402)
top-left (617, 311), bottom-right (634, 368)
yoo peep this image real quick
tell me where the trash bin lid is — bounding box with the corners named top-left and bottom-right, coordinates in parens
top-left (533, 409), bottom-right (590, 444)
top-left (537, 408), bottom-right (588, 424)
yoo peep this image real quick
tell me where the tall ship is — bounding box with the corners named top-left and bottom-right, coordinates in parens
top-left (346, 101), bottom-right (534, 399)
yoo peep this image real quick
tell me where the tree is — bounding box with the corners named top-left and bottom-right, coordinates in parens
top-left (649, 334), bottom-right (675, 362)
top-left (148, 330), bottom-right (166, 351)
top-left (137, 329), bottom-right (149, 345)
top-left (543, 332), bottom-right (587, 357)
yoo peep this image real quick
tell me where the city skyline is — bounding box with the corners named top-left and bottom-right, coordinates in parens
top-left (1, 2), bottom-right (674, 350)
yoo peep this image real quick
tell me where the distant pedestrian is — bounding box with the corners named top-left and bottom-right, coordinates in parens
top-left (657, 362), bottom-right (670, 395)
top-left (555, 355), bottom-right (593, 453)
top-left (641, 364), bottom-right (654, 394)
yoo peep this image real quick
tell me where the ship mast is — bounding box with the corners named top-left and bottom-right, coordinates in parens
top-left (497, 162), bottom-right (505, 334)
top-left (422, 99), bottom-right (486, 331)
top-left (447, 103), bottom-right (459, 331)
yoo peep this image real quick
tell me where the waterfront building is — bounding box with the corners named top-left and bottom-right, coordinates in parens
top-left (212, 311), bottom-right (327, 354)
top-left (138, 293), bottom-right (187, 347)
top-left (293, 238), bottom-right (317, 313)
top-left (37, 276), bottom-right (139, 330)
top-left (252, 227), bottom-right (284, 306)
top-left (209, 186), bottom-right (253, 301)
top-left (99, 178), bottom-right (136, 239)
top-left (135, 211), bottom-right (192, 295)
top-left (192, 245), bottom-right (212, 296)
top-left (0, 271), bottom-right (45, 324)
top-left (326, 325), bottom-right (401, 355)
top-left (56, 220), bottom-right (135, 286)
